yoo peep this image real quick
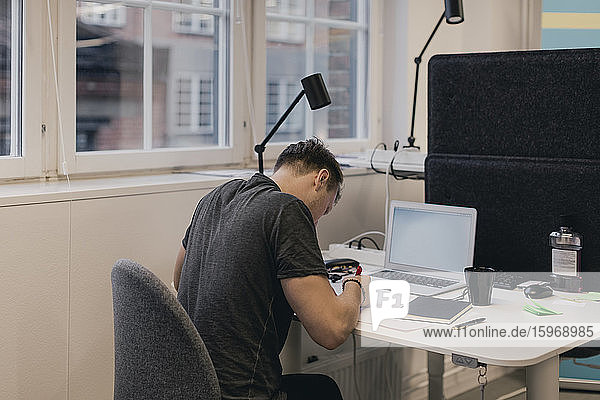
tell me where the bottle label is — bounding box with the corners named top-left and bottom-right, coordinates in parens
top-left (552, 249), bottom-right (578, 276)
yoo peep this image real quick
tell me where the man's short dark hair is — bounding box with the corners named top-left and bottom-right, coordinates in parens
top-left (274, 137), bottom-right (344, 201)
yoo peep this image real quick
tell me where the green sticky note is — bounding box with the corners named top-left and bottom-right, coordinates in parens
top-left (523, 302), bottom-right (563, 316)
top-left (577, 292), bottom-right (600, 301)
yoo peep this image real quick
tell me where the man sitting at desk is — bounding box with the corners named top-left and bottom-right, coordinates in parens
top-left (174, 138), bottom-right (368, 400)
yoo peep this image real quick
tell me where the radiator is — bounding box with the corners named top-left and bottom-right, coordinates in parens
top-left (301, 347), bottom-right (403, 400)
top-left (300, 345), bottom-right (517, 400)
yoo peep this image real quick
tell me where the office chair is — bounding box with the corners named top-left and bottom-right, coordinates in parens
top-left (111, 259), bottom-right (220, 400)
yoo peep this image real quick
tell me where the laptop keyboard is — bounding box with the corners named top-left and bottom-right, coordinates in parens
top-left (372, 270), bottom-right (458, 288)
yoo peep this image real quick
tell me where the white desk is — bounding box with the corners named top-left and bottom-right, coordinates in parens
top-left (323, 246), bottom-right (600, 400)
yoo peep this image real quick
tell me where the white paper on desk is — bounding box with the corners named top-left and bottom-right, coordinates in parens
top-left (552, 298), bottom-right (586, 308)
top-left (378, 318), bottom-right (437, 332)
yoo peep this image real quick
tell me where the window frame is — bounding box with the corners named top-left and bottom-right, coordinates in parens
top-left (57, 0), bottom-right (240, 175)
top-left (266, 78), bottom-right (304, 136)
top-left (1, 0), bottom-right (379, 181)
top-left (172, 71), bottom-right (214, 136)
top-left (0, 0), bottom-right (43, 180)
top-left (255, 0), bottom-right (378, 162)
top-left (172, 9), bottom-right (215, 36)
top-left (79, 2), bottom-right (127, 28)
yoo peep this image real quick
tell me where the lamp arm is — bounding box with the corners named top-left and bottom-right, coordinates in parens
top-left (407, 11), bottom-right (445, 149)
top-left (417, 12), bottom-right (445, 61)
top-left (255, 89), bottom-right (306, 173)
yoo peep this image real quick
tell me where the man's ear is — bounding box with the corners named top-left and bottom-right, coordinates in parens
top-left (315, 169), bottom-right (330, 191)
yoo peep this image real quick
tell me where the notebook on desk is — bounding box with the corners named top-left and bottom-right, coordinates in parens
top-left (372, 201), bottom-right (477, 296)
top-left (405, 296), bottom-right (472, 324)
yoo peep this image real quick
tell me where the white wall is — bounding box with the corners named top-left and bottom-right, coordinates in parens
top-left (0, 172), bottom-right (422, 400)
top-left (1, 203), bottom-right (70, 399)
top-left (382, 0), bottom-right (537, 150)
top-left (1, 185), bottom-right (211, 399)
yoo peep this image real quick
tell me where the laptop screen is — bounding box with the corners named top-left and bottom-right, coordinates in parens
top-left (388, 204), bottom-right (476, 273)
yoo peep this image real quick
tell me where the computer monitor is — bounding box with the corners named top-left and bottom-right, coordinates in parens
top-left (385, 201), bottom-right (477, 273)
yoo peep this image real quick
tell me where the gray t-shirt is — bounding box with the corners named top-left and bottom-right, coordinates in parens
top-left (177, 173), bottom-right (327, 400)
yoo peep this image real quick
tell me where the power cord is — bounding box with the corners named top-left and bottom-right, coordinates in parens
top-left (369, 142), bottom-right (388, 174)
top-left (357, 236), bottom-right (381, 250)
top-left (389, 150), bottom-right (423, 181)
top-left (573, 359), bottom-right (600, 369)
top-left (384, 344), bottom-right (395, 399)
top-left (348, 239), bottom-right (360, 249)
top-left (342, 231), bottom-right (385, 246)
top-left (352, 333), bottom-right (363, 400)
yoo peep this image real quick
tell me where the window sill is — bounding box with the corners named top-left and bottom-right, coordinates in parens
top-left (0, 172), bottom-right (230, 207)
top-left (0, 167), bottom-right (377, 207)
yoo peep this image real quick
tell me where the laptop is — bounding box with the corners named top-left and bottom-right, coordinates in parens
top-left (372, 201), bottom-right (477, 296)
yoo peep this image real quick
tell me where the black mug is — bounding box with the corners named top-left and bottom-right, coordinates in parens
top-left (464, 266), bottom-right (497, 306)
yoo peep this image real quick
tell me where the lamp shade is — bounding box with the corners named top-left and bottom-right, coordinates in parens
top-left (444, 0), bottom-right (464, 24)
top-left (301, 73), bottom-right (331, 110)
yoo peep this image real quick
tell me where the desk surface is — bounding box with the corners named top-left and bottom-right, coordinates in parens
top-left (325, 246), bottom-right (600, 368)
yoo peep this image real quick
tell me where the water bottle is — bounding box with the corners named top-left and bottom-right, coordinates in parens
top-left (549, 215), bottom-right (582, 292)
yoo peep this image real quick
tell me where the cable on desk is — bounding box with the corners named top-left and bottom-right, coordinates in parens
top-left (357, 236), bottom-right (381, 250)
top-left (342, 231), bottom-right (385, 245)
top-left (348, 239), bottom-right (360, 249)
top-left (369, 142), bottom-right (388, 174)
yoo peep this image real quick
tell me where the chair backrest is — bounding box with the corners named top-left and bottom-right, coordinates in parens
top-left (111, 259), bottom-right (220, 400)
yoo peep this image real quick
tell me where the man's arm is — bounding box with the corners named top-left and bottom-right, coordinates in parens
top-left (281, 274), bottom-right (369, 350)
top-left (173, 244), bottom-right (186, 291)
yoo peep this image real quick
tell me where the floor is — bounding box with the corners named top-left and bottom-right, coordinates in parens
top-left (449, 369), bottom-right (600, 400)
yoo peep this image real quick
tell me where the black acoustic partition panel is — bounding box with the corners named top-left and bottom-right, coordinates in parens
top-left (426, 155), bottom-right (600, 278)
top-left (426, 48), bottom-right (600, 289)
top-left (427, 48), bottom-right (600, 159)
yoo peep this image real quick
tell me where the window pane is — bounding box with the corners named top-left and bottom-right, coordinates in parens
top-left (266, 20), bottom-right (306, 143)
top-left (0, 0), bottom-right (18, 157)
top-left (266, 0), bottom-right (306, 16)
top-left (152, 9), bottom-right (223, 148)
top-left (314, 26), bottom-right (359, 139)
top-left (315, 0), bottom-right (357, 21)
top-left (76, 3), bottom-right (144, 151)
top-left (266, 1), bottom-right (367, 141)
top-left (161, 0), bottom-right (218, 6)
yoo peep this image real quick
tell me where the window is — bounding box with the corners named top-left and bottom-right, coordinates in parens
top-left (0, 0), bottom-right (21, 158)
top-left (541, 0), bottom-right (600, 48)
top-left (78, 2), bottom-right (127, 27)
top-left (173, 74), bottom-right (213, 136)
top-left (1, 1), bottom-right (375, 180)
top-left (173, 0), bottom-right (215, 36)
top-left (267, 79), bottom-right (304, 141)
top-left (266, 0), bottom-right (368, 142)
top-left (70, 0), bottom-right (230, 172)
top-left (265, 0), bottom-right (305, 43)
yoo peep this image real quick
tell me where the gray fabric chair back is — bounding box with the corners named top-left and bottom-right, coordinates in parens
top-left (111, 259), bottom-right (220, 400)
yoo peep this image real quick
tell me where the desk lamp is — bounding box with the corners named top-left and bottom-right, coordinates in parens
top-left (405, 0), bottom-right (464, 149)
top-left (254, 73), bottom-right (331, 173)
